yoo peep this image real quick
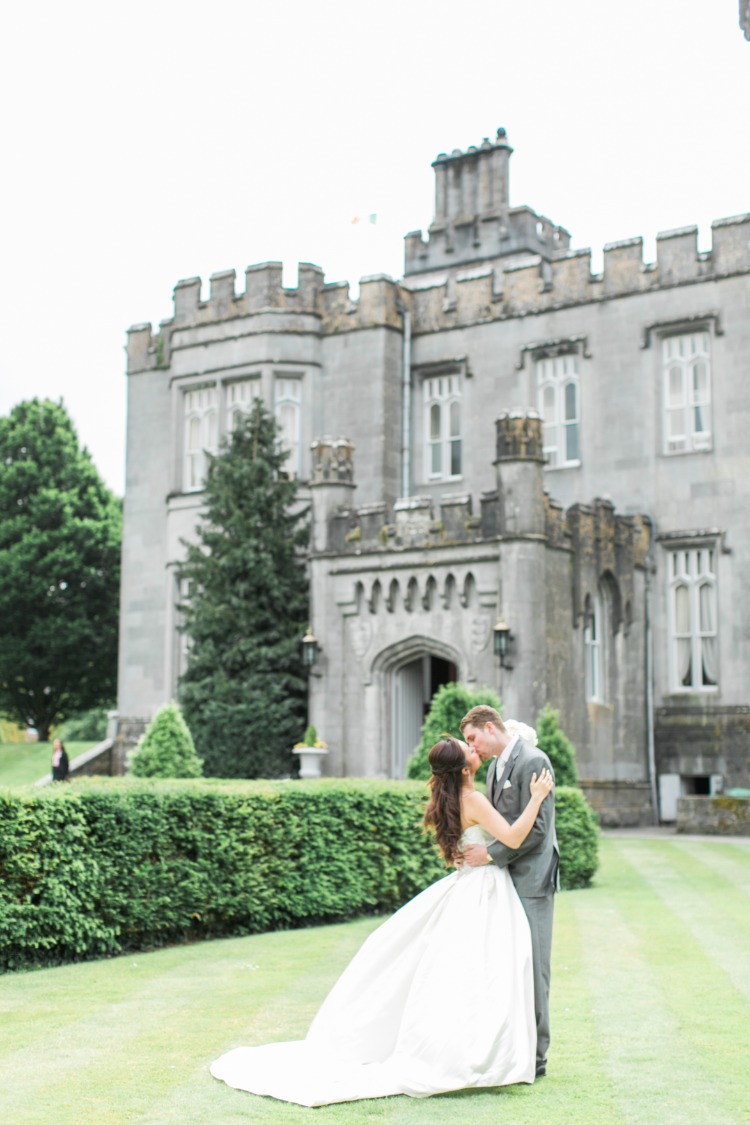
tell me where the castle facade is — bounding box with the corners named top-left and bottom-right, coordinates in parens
top-left (119, 129), bottom-right (750, 824)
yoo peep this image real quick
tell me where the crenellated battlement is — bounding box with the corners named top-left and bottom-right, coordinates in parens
top-left (126, 264), bottom-right (405, 373)
top-left (404, 211), bottom-right (750, 333)
top-left (318, 483), bottom-right (650, 567)
top-left (311, 419), bottom-right (650, 568)
top-left (126, 209), bottom-right (750, 375)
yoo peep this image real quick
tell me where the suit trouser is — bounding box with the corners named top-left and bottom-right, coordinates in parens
top-left (517, 891), bottom-right (555, 1070)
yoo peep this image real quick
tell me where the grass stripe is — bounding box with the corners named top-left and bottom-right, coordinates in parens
top-left (0, 920), bottom-right (382, 1124)
top-left (673, 837), bottom-right (750, 896)
top-left (602, 838), bottom-right (750, 1122)
top-left (1, 836), bottom-right (748, 1124)
top-left (626, 840), bottom-right (750, 1001)
top-left (571, 894), bottom-right (716, 1123)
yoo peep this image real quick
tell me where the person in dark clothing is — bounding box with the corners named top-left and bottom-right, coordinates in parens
top-left (51, 738), bottom-right (69, 781)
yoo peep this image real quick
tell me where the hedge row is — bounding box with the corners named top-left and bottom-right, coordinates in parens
top-left (0, 778), bottom-right (598, 971)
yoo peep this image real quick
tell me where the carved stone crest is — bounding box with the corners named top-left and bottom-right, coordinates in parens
top-left (470, 615), bottom-right (491, 653)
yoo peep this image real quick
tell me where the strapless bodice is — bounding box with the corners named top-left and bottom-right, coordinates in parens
top-left (458, 824), bottom-right (494, 850)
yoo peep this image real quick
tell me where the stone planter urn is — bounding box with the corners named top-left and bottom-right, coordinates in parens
top-left (293, 744), bottom-right (329, 779)
top-left (293, 725), bottom-right (329, 779)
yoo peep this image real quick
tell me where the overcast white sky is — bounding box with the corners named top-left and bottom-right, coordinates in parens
top-left (0, 0), bottom-right (747, 496)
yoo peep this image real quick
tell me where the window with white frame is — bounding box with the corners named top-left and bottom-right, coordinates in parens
top-left (183, 385), bottom-right (218, 491)
top-left (537, 354), bottom-right (580, 467)
top-left (662, 332), bottom-right (711, 453)
top-left (584, 591), bottom-right (604, 702)
top-left (226, 378), bottom-right (261, 433)
top-left (424, 373), bottom-right (462, 481)
top-left (668, 546), bottom-right (718, 690)
top-left (274, 376), bottom-right (302, 477)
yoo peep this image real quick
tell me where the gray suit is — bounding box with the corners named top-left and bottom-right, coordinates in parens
top-left (486, 737), bottom-right (559, 1074)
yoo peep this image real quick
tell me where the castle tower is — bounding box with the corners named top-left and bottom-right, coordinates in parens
top-left (404, 128), bottom-right (571, 276)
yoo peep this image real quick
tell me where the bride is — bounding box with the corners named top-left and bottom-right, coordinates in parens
top-left (210, 735), bottom-right (553, 1107)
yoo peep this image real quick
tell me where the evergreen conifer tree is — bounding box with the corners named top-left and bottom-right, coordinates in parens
top-left (177, 399), bottom-right (309, 777)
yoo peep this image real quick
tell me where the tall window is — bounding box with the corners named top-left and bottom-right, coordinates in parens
top-left (662, 332), bottom-right (711, 453)
top-left (668, 546), bottom-right (718, 690)
top-left (424, 373), bottom-right (462, 481)
top-left (183, 385), bottom-right (218, 491)
top-left (537, 354), bottom-right (580, 467)
top-left (274, 377), bottom-right (302, 477)
top-left (584, 591), bottom-right (604, 702)
top-left (226, 378), bottom-right (260, 432)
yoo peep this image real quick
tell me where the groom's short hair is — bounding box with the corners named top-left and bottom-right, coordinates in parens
top-left (460, 705), bottom-right (505, 733)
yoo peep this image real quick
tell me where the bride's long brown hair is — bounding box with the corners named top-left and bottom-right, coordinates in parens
top-left (423, 737), bottom-right (467, 866)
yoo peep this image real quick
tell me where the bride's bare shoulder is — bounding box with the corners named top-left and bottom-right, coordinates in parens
top-left (460, 788), bottom-right (491, 825)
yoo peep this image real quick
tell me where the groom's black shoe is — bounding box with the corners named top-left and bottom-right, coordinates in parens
top-left (535, 1066), bottom-right (547, 1078)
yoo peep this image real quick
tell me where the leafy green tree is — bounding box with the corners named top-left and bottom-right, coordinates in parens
top-left (177, 398), bottom-right (309, 778)
top-left (129, 702), bottom-right (203, 778)
top-left (536, 705), bottom-right (579, 787)
top-left (406, 682), bottom-right (502, 783)
top-left (0, 399), bottom-right (121, 741)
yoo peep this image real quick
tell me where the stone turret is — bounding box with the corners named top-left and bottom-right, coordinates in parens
top-left (310, 438), bottom-right (356, 553)
top-left (494, 411), bottom-right (546, 537)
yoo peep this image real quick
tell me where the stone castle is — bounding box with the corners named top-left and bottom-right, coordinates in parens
top-left (119, 128), bottom-right (750, 825)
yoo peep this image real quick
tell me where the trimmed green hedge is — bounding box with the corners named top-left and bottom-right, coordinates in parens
top-left (0, 777), bottom-right (599, 972)
top-left (0, 778), bottom-right (445, 971)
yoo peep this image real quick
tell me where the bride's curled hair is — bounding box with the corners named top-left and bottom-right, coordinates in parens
top-left (423, 737), bottom-right (467, 866)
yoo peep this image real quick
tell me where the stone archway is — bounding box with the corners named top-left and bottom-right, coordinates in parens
top-left (371, 635), bottom-right (462, 778)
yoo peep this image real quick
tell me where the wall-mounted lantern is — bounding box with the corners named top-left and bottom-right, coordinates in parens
top-left (493, 617), bottom-right (514, 669)
top-left (301, 627), bottom-right (320, 671)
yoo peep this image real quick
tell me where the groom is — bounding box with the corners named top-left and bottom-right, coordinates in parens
top-left (459, 705), bottom-right (559, 1080)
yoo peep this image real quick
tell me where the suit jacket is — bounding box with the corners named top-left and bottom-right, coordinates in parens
top-left (486, 738), bottom-right (559, 899)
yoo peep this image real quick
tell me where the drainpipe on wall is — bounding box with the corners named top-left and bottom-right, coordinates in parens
top-left (644, 549), bottom-right (660, 826)
top-left (398, 299), bottom-right (412, 498)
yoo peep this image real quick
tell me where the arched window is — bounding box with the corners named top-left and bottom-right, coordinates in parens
top-left (584, 591), bottom-right (604, 702)
top-left (536, 354), bottom-right (580, 467)
top-left (183, 385), bottom-right (218, 491)
top-left (226, 378), bottom-right (261, 433)
top-left (274, 377), bottom-right (302, 477)
top-left (668, 546), bottom-right (718, 689)
top-left (424, 373), bottom-right (462, 481)
top-left (662, 332), bottom-right (711, 454)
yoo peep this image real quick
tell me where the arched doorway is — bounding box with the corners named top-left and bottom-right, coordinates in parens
top-left (393, 653), bottom-right (458, 777)
top-left (381, 641), bottom-right (459, 778)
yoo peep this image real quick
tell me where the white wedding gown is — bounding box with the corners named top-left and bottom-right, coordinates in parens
top-left (210, 825), bottom-right (536, 1106)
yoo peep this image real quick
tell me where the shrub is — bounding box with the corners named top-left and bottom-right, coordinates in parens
top-left (0, 778), bottom-right (445, 971)
top-left (537, 705), bottom-right (579, 787)
top-left (296, 724), bottom-right (327, 749)
top-left (556, 785), bottom-right (599, 889)
top-left (129, 703), bottom-right (203, 779)
top-left (59, 705), bottom-right (112, 742)
top-left (406, 683), bottom-right (502, 783)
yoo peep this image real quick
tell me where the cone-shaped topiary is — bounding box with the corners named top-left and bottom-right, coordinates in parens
top-left (536, 705), bottom-right (579, 787)
top-left (130, 702), bottom-right (204, 778)
top-left (406, 682), bottom-right (502, 783)
top-left (555, 785), bottom-right (599, 888)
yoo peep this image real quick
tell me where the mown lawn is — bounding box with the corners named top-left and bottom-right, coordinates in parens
top-left (1, 834), bottom-right (748, 1124)
top-left (0, 741), bottom-right (96, 788)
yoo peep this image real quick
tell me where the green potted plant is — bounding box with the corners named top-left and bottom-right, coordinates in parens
top-left (293, 723), bottom-right (329, 778)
